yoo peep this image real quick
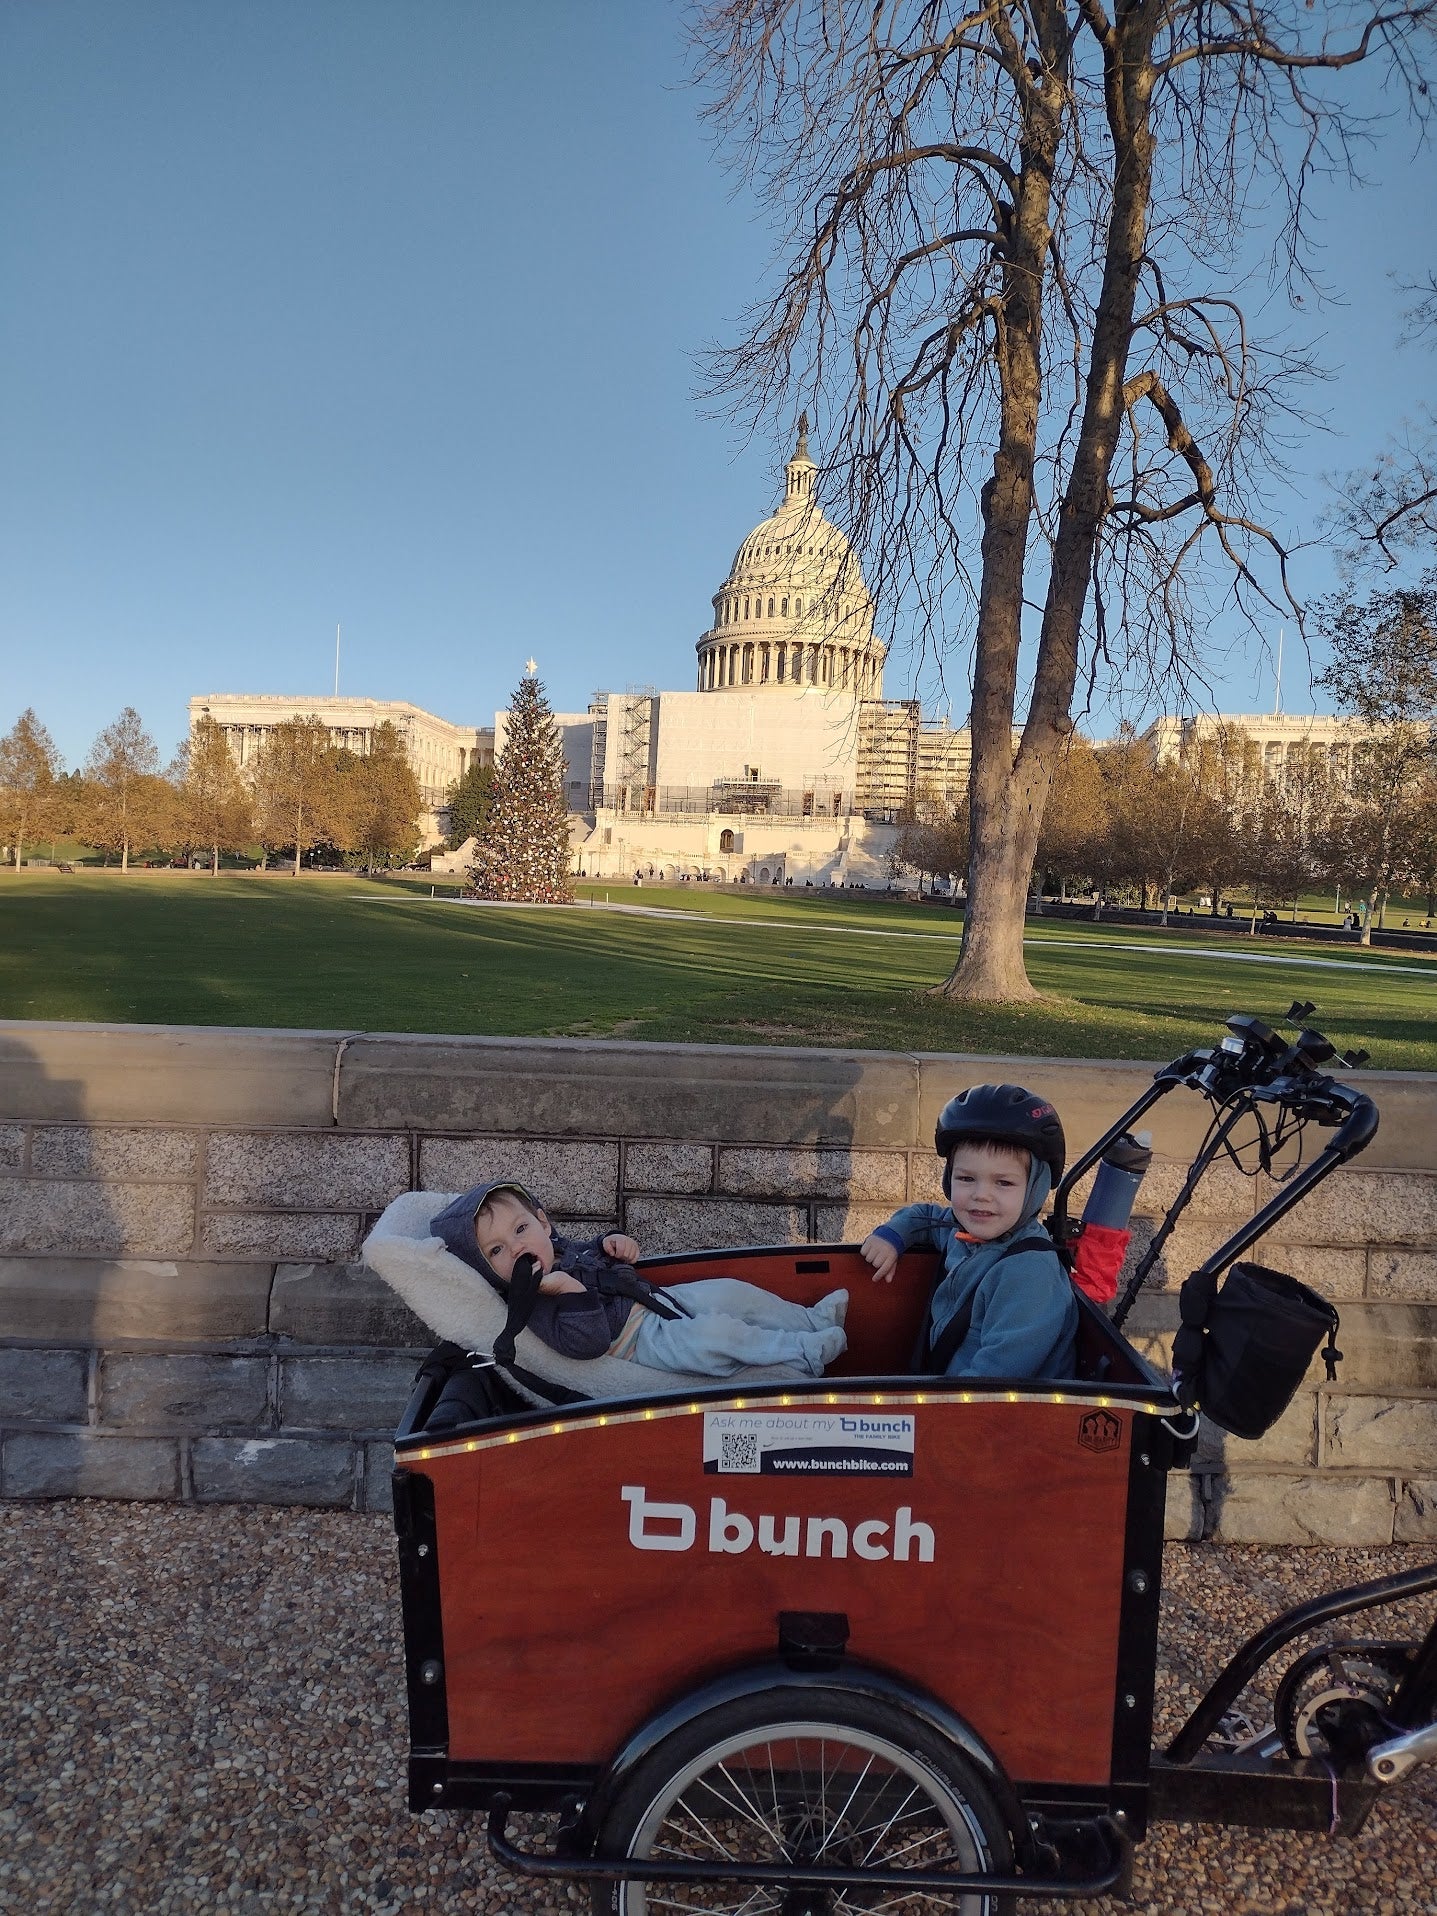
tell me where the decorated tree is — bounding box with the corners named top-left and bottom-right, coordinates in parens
top-left (469, 670), bottom-right (573, 903)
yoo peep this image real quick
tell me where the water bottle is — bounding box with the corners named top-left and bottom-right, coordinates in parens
top-left (1071, 1131), bottom-right (1152, 1307)
top-left (1081, 1130), bottom-right (1152, 1230)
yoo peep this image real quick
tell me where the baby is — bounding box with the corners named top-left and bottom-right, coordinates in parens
top-left (431, 1180), bottom-right (847, 1378)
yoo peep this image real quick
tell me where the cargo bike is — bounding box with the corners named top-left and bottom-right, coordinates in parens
top-left (388, 1010), bottom-right (1437, 1910)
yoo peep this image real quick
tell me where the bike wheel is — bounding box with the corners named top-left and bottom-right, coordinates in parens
top-left (589, 1684), bottom-right (1015, 1916)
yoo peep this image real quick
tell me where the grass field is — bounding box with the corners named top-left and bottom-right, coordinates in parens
top-left (1, 869), bottom-right (1434, 1067)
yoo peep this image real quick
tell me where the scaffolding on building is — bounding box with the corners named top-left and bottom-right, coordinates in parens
top-left (857, 700), bottom-right (921, 819)
top-left (619, 689), bottom-right (658, 813)
top-left (586, 693), bottom-right (609, 816)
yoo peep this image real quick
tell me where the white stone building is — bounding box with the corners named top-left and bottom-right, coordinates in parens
top-left (562, 422), bottom-right (969, 884)
top-left (1139, 711), bottom-right (1367, 784)
top-left (187, 693), bottom-right (494, 848)
top-left (188, 431), bottom-right (982, 881)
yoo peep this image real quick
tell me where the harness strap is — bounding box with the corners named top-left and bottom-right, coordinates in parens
top-left (493, 1252), bottom-right (546, 1366)
top-left (923, 1239), bottom-right (1038, 1376)
top-left (595, 1266), bottom-right (692, 1320)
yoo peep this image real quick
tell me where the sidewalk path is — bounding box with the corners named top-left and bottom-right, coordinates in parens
top-left (2, 1502), bottom-right (1433, 1914)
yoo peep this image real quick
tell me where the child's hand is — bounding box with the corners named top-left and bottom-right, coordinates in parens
top-left (602, 1232), bottom-right (641, 1263)
top-left (860, 1233), bottom-right (899, 1283)
top-left (538, 1269), bottom-right (587, 1295)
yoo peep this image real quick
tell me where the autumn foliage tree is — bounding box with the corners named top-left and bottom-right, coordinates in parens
top-left (342, 721), bottom-right (424, 871)
top-left (251, 715), bottom-right (347, 876)
top-left (81, 707), bottom-right (162, 870)
top-left (696, 0), bottom-right (1436, 1000)
top-left (1035, 738), bottom-right (1107, 902)
top-left (0, 709), bottom-right (62, 869)
top-left (175, 714), bottom-right (253, 874)
top-left (1315, 578), bottom-right (1437, 942)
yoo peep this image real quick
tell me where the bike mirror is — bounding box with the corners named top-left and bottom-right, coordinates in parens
top-left (1341, 1049), bottom-right (1371, 1068)
top-left (1286, 1000), bottom-right (1316, 1024)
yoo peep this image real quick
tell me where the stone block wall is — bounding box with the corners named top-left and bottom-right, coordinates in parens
top-left (1, 1020), bottom-right (1434, 1542)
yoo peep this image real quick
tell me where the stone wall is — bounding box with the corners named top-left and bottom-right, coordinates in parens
top-left (1, 1021), bottom-right (1434, 1543)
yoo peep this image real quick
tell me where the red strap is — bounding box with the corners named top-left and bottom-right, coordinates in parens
top-left (1071, 1222), bottom-right (1130, 1305)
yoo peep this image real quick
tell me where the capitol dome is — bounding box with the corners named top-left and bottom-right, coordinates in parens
top-left (696, 418), bottom-right (886, 698)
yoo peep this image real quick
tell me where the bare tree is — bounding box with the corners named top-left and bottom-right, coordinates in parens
top-left (0, 710), bottom-right (62, 870)
top-left (82, 707), bottom-right (160, 872)
top-left (1329, 274), bottom-right (1437, 572)
top-left (696, 0), bottom-right (1436, 999)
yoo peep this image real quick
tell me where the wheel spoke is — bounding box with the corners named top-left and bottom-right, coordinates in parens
top-left (610, 1704), bottom-right (1002, 1916)
top-left (853, 1781), bottom-right (930, 1865)
top-left (692, 1761), bottom-right (790, 1848)
top-left (657, 1790), bottom-right (765, 1862)
top-left (638, 1891), bottom-right (780, 1916)
top-left (818, 1747), bottom-right (879, 1855)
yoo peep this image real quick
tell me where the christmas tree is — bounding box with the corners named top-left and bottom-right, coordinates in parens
top-left (467, 668), bottom-right (574, 903)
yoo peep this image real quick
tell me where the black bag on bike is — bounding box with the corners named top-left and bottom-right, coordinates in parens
top-left (1171, 1261), bottom-right (1341, 1440)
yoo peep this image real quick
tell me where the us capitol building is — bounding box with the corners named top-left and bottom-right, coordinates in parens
top-left (192, 423), bottom-right (1359, 883)
top-left (193, 424), bottom-right (972, 884)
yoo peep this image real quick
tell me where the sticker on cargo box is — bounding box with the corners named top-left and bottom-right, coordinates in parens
top-left (703, 1410), bottom-right (914, 1477)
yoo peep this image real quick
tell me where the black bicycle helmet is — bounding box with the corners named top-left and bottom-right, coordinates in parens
top-left (933, 1083), bottom-right (1066, 1196)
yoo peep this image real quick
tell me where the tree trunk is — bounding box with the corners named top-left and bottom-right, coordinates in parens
top-left (1361, 886), bottom-right (1379, 947)
top-left (121, 835), bottom-right (129, 874)
top-left (941, 13), bottom-right (1159, 1002)
top-left (934, 845), bottom-right (1038, 1000)
top-left (12, 802), bottom-right (26, 871)
top-left (211, 844), bottom-right (219, 876)
top-left (293, 803), bottom-right (303, 878)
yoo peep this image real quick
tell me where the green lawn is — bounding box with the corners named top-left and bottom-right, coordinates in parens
top-left (0, 870), bottom-right (1433, 1068)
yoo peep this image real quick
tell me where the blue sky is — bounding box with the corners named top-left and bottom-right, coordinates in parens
top-left (1, 0), bottom-right (1433, 770)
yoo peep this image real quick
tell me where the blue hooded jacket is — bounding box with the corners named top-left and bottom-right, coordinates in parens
top-left (872, 1159), bottom-right (1077, 1380)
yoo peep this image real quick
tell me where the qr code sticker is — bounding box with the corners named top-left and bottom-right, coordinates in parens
top-left (719, 1431), bottom-right (761, 1474)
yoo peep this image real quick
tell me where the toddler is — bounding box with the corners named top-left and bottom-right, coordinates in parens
top-left (862, 1083), bottom-right (1077, 1379)
top-left (432, 1180), bottom-right (848, 1378)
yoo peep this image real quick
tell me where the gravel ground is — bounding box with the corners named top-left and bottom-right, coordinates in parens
top-left (2, 1502), bottom-right (1434, 1915)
